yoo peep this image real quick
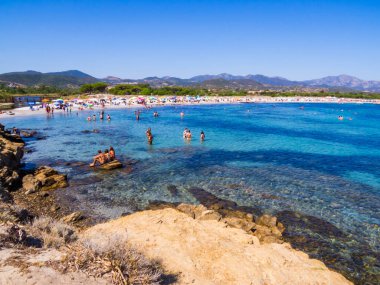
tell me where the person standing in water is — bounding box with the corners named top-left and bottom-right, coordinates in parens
top-left (135, 110), bottom-right (140, 121)
top-left (180, 111), bottom-right (184, 118)
top-left (183, 128), bottom-right (189, 139)
top-left (200, 131), bottom-right (205, 141)
top-left (146, 127), bottom-right (153, 144)
top-left (185, 130), bottom-right (192, 140)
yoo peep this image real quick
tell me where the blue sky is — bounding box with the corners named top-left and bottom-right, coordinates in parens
top-left (0, 0), bottom-right (379, 80)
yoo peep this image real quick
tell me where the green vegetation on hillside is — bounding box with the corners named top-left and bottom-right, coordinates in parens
top-left (80, 82), bottom-right (108, 93)
top-left (0, 71), bottom-right (98, 88)
top-left (0, 83), bottom-right (80, 98)
top-left (108, 84), bottom-right (210, 96)
top-left (1, 81), bottom-right (380, 101)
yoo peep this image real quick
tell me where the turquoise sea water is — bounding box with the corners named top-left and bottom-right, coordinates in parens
top-left (2, 103), bottom-right (380, 283)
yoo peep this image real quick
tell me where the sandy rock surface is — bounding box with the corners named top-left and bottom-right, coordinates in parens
top-left (83, 208), bottom-right (352, 285)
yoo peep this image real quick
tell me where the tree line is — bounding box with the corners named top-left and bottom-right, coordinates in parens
top-left (1, 82), bottom-right (380, 99)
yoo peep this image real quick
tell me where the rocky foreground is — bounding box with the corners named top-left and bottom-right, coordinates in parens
top-left (0, 126), bottom-right (352, 284)
top-left (84, 207), bottom-right (352, 285)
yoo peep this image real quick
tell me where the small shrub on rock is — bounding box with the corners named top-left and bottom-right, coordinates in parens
top-left (30, 216), bottom-right (77, 248)
top-left (57, 235), bottom-right (163, 285)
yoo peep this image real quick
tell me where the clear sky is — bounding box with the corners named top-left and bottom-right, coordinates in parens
top-left (0, 0), bottom-right (379, 80)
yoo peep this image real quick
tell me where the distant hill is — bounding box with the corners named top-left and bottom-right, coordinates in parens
top-left (0, 70), bottom-right (98, 88)
top-left (189, 73), bottom-right (380, 91)
top-left (245, 75), bottom-right (299, 86)
top-left (1, 70), bottom-right (379, 92)
top-left (200, 78), bottom-right (263, 89)
top-left (304, 75), bottom-right (380, 91)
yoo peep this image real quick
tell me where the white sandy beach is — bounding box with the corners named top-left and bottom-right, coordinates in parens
top-left (1, 95), bottom-right (379, 118)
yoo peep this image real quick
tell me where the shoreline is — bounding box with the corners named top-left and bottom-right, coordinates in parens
top-left (1, 95), bottom-right (379, 118)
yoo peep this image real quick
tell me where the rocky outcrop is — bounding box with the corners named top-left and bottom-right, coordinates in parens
top-left (98, 160), bottom-right (123, 170)
top-left (22, 166), bottom-right (68, 194)
top-left (83, 208), bottom-right (352, 285)
top-left (0, 130), bottom-right (24, 190)
top-left (175, 203), bottom-right (284, 243)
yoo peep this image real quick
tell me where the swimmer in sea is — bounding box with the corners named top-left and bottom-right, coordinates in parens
top-left (107, 114), bottom-right (111, 121)
top-left (338, 116), bottom-right (344, 120)
top-left (183, 128), bottom-right (188, 139)
top-left (180, 111), bottom-right (184, 118)
top-left (92, 114), bottom-right (96, 121)
top-left (87, 116), bottom-right (91, 121)
top-left (185, 130), bottom-right (192, 140)
top-left (200, 131), bottom-right (205, 141)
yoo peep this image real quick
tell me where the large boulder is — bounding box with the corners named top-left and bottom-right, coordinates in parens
top-left (0, 130), bottom-right (25, 189)
top-left (99, 160), bottom-right (123, 170)
top-left (34, 166), bottom-right (68, 191)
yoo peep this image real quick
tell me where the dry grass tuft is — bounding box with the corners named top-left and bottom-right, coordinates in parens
top-left (55, 235), bottom-right (163, 285)
top-left (29, 216), bottom-right (77, 248)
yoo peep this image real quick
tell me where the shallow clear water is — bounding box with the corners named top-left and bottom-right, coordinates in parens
top-left (2, 103), bottom-right (380, 283)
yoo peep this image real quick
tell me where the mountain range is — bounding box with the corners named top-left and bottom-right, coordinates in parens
top-left (0, 70), bottom-right (98, 88)
top-left (1, 70), bottom-right (380, 92)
